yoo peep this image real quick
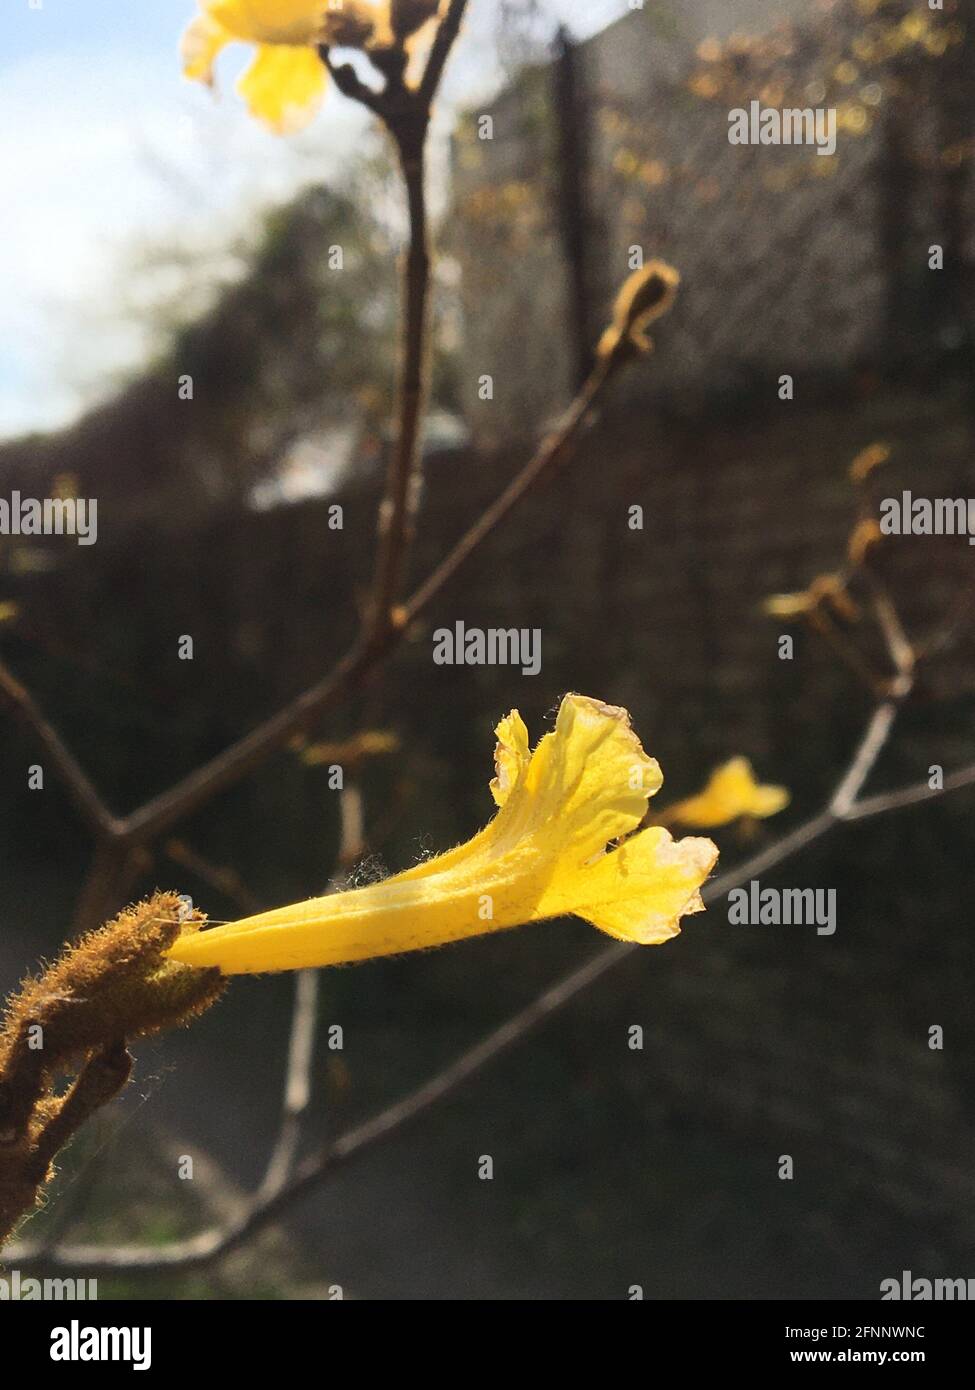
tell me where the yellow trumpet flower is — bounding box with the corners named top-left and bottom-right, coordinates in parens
top-left (167, 694), bottom-right (718, 974)
top-left (665, 757), bottom-right (789, 830)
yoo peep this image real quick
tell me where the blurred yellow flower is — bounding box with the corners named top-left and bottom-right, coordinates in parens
top-left (696, 37), bottom-right (722, 63)
top-left (0, 601), bottom-right (18, 625)
top-left (688, 72), bottom-right (720, 99)
top-left (182, 0), bottom-right (390, 132)
top-left (837, 102), bottom-right (869, 135)
top-left (167, 694), bottom-right (718, 974)
top-left (899, 12), bottom-right (929, 44)
top-left (182, 1), bottom-right (330, 132)
top-left (849, 441), bottom-right (890, 483)
top-left (665, 758), bottom-right (789, 830)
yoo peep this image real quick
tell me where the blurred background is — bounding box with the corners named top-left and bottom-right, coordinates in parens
top-left (1, 0), bottom-right (974, 1298)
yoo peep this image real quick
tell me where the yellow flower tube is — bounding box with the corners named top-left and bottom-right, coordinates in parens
top-left (167, 695), bottom-right (718, 974)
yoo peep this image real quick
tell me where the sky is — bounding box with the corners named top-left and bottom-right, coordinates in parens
top-left (0, 0), bottom-right (632, 440)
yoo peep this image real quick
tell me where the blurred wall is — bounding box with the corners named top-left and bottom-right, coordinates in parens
top-left (451, 0), bottom-right (975, 438)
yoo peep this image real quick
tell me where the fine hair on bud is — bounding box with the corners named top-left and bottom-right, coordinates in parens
top-left (0, 892), bottom-right (225, 1245)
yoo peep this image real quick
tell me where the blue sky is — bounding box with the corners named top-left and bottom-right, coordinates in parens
top-left (4, 0), bottom-right (185, 62)
top-left (0, 0), bottom-right (626, 438)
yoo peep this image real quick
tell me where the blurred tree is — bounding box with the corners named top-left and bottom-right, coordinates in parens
top-left (0, 181), bottom-right (398, 523)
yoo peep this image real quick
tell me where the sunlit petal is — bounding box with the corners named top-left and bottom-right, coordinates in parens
top-left (236, 44), bottom-right (328, 133)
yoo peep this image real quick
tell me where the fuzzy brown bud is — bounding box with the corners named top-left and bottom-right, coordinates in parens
top-left (0, 892), bottom-right (225, 1245)
top-left (597, 260), bottom-right (681, 361)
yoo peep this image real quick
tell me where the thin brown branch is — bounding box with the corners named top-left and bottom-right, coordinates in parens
top-left (165, 839), bottom-right (263, 917)
top-left (258, 969), bottom-right (320, 1202)
top-left (419, 0), bottom-right (470, 107)
top-left (806, 606), bottom-right (885, 696)
top-left (258, 783), bottom-right (363, 1199)
top-left (0, 657), bottom-right (119, 839)
top-left (703, 809), bottom-right (838, 898)
top-left (367, 122), bottom-right (430, 638)
top-left (26, 1044), bottom-right (133, 1189)
top-left (404, 353), bottom-right (615, 620)
top-left (914, 570), bottom-right (975, 664)
top-left (842, 759), bottom-right (975, 822)
top-left (865, 572), bottom-right (916, 681)
top-left (72, 842), bottom-right (153, 937)
top-left (828, 699), bottom-right (901, 818)
top-left (321, 51), bottom-right (385, 115)
top-left (114, 644), bottom-right (374, 852)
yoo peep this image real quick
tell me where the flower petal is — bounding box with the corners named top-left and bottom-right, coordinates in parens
top-left (397, 695), bottom-right (660, 881)
top-left (181, 13), bottom-right (232, 84)
top-left (493, 694), bottom-right (662, 862)
top-left (746, 782), bottom-right (791, 818)
top-left (236, 43), bottom-right (327, 133)
top-left (490, 709), bottom-right (530, 807)
top-left (204, 0), bottom-right (327, 45)
top-left (535, 826), bottom-right (717, 943)
top-left (668, 757), bottom-right (789, 828)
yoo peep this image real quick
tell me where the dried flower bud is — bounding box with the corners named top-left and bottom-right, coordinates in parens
top-left (597, 260), bottom-right (681, 361)
top-left (0, 892), bottom-right (225, 1244)
top-left (0, 893), bottom-right (225, 1080)
top-left (849, 442), bottom-right (890, 483)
